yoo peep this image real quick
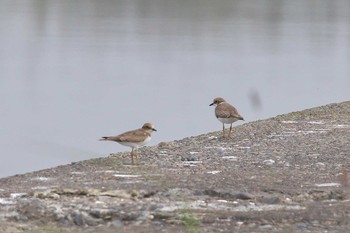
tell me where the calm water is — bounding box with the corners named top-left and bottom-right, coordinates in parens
top-left (0, 0), bottom-right (349, 178)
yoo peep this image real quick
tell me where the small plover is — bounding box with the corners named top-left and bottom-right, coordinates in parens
top-left (210, 97), bottom-right (244, 138)
top-left (100, 123), bottom-right (157, 164)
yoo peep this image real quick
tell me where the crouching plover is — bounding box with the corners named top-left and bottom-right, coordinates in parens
top-left (210, 97), bottom-right (244, 138)
top-left (100, 123), bottom-right (157, 164)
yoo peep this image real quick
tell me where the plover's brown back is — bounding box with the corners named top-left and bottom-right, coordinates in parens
top-left (215, 101), bottom-right (244, 124)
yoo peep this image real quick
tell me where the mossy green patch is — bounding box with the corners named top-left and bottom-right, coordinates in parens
top-left (180, 208), bottom-right (200, 233)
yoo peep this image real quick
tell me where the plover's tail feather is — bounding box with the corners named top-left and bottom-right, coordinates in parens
top-left (99, 136), bottom-right (121, 142)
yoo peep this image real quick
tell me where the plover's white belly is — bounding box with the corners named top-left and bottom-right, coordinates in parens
top-left (118, 136), bottom-right (151, 148)
top-left (217, 117), bottom-right (238, 124)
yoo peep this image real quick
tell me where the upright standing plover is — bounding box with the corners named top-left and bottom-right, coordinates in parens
top-left (210, 97), bottom-right (244, 138)
top-left (100, 123), bottom-right (157, 164)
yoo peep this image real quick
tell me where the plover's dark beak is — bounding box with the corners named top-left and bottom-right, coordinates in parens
top-left (209, 103), bottom-right (214, 106)
top-left (152, 128), bottom-right (157, 132)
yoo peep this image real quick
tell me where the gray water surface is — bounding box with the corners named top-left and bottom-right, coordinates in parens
top-left (1, 0), bottom-right (349, 177)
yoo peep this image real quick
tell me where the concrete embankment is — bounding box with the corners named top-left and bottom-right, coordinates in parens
top-left (0, 101), bottom-right (349, 233)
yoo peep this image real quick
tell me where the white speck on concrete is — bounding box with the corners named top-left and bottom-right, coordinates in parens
top-left (334, 124), bottom-right (350, 128)
top-left (31, 177), bottom-right (51, 182)
top-left (183, 161), bottom-right (202, 167)
top-left (189, 151), bottom-right (199, 155)
top-left (0, 198), bottom-right (14, 205)
top-left (205, 146), bottom-right (233, 151)
top-left (217, 199), bottom-right (228, 203)
top-left (10, 193), bottom-right (28, 199)
top-left (113, 174), bottom-right (141, 178)
top-left (263, 159), bottom-right (275, 165)
top-left (315, 183), bottom-right (341, 187)
top-left (31, 186), bottom-right (51, 190)
top-left (222, 156), bottom-right (238, 161)
top-left (207, 171), bottom-right (221, 174)
top-left (282, 121), bottom-right (298, 124)
top-left (298, 130), bottom-right (329, 135)
top-left (307, 121), bottom-right (324, 125)
top-left (71, 171), bottom-right (85, 175)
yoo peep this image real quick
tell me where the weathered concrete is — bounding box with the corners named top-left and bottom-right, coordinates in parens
top-left (0, 101), bottom-right (349, 233)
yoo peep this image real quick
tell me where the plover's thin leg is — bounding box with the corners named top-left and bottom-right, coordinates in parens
top-left (222, 123), bottom-right (226, 138)
top-left (228, 124), bottom-right (233, 138)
